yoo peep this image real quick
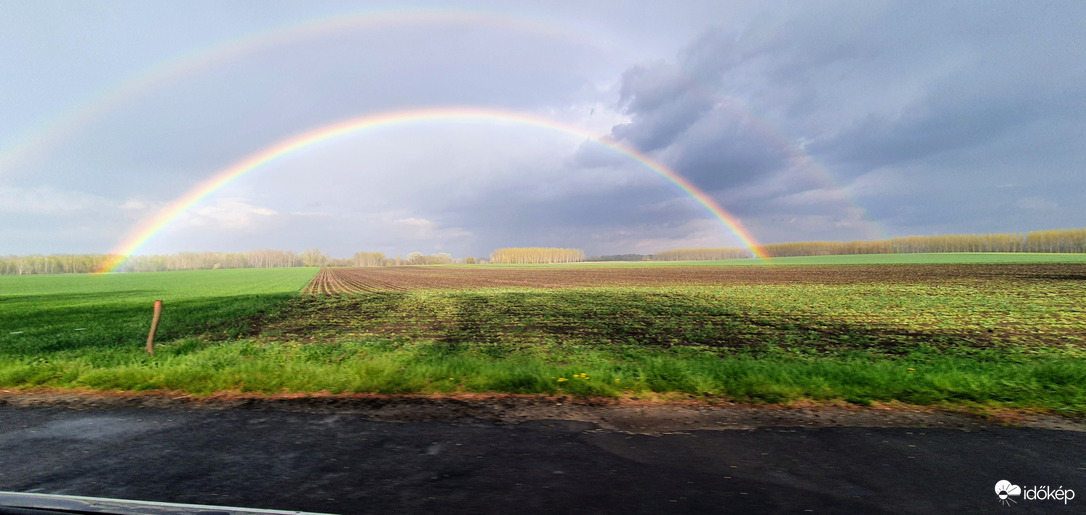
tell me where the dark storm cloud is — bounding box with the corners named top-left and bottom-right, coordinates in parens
top-left (813, 2), bottom-right (1086, 170)
top-left (605, 1), bottom-right (1086, 237)
top-left (609, 62), bottom-right (717, 152)
top-left (662, 107), bottom-right (792, 192)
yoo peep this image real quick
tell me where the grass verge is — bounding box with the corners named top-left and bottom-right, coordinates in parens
top-left (1, 339), bottom-right (1084, 415)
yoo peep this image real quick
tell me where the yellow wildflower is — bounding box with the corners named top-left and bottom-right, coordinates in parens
top-left (557, 377), bottom-right (568, 382)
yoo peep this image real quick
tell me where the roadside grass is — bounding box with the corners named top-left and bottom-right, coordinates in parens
top-left (3, 339), bottom-right (1085, 415)
top-left (2, 266), bottom-right (1084, 415)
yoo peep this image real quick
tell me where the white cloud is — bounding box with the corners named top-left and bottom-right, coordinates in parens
top-left (544, 102), bottom-right (632, 137)
top-left (174, 197), bottom-right (277, 230)
top-left (385, 214), bottom-right (472, 241)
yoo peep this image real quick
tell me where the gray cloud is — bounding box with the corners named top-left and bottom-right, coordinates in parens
top-left (604, 1), bottom-right (1086, 240)
top-left (2, 1), bottom-right (1085, 256)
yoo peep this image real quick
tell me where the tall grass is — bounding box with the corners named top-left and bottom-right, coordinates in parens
top-left (2, 338), bottom-right (1084, 414)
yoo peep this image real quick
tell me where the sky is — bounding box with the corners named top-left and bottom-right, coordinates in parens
top-left (1, 0), bottom-right (1083, 259)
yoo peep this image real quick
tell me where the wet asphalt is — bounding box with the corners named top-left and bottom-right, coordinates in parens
top-left (0, 407), bottom-right (1083, 514)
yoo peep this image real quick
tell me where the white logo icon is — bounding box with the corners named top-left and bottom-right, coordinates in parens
top-left (996, 480), bottom-right (1022, 506)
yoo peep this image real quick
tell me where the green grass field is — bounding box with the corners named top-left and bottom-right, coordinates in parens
top-left (0, 268), bottom-right (317, 356)
top-left (2, 256), bottom-right (1085, 415)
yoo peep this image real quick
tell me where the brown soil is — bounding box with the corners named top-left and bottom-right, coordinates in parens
top-left (2, 389), bottom-right (1083, 434)
top-left (303, 263), bottom-right (1086, 294)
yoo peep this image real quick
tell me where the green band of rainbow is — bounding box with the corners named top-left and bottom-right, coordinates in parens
top-left (97, 107), bottom-right (765, 272)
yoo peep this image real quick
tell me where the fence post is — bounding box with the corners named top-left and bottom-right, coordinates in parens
top-left (146, 300), bottom-right (163, 355)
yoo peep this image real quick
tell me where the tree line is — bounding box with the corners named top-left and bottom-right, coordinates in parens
top-left (0, 248), bottom-right (477, 275)
top-left (0, 254), bottom-right (116, 275)
top-left (489, 247), bottom-right (585, 264)
top-left (585, 254), bottom-right (651, 262)
top-left (653, 247), bottom-right (754, 261)
top-left (352, 251), bottom-right (468, 266)
top-left (655, 228), bottom-right (1086, 261)
top-left (4, 227), bottom-right (1082, 275)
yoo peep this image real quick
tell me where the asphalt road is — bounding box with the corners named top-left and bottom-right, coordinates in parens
top-left (0, 407), bottom-right (1082, 514)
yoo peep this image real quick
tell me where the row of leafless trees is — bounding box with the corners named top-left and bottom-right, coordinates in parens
top-left (489, 247), bottom-right (585, 264)
top-left (0, 254), bottom-right (115, 275)
top-left (0, 248), bottom-right (462, 275)
top-left (119, 249), bottom-right (320, 272)
top-left (353, 252), bottom-right (386, 267)
top-left (653, 247), bottom-right (753, 261)
top-left (4, 228), bottom-right (1082, 274)
top-left (350, 251), bottom-right (461, 266)
top-left (656, 228), bottom-right (1086, 260)
top-left (757, 240), bottom-right (894, 257)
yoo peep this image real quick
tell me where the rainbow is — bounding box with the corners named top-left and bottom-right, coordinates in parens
top-left (1, 7), bottom-right (880, 247)
top-left (97, 107), bottom-right (767, 272)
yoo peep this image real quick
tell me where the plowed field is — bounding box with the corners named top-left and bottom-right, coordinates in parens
top-left (302, 263), bottom-right (1086, 294)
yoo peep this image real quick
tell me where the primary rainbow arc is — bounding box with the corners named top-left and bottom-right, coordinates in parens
top-left (97, 107), bottom-right (766, 273)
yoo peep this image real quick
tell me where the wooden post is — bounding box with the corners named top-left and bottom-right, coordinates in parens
top-left (146, 300), bottom-right (162, 355)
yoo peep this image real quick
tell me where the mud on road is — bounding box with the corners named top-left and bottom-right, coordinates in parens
top-left (2, 390), bottom-right (1083, 434)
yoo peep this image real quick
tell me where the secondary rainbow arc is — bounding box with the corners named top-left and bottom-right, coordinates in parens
top-left (97, 107), bottom-right (767, 273)
top-left (0, 8), bottom-right (610, 177)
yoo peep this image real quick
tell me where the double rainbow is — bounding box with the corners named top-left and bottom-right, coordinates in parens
top-left (96, 107), bottom-right (766, 273)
